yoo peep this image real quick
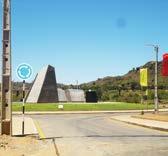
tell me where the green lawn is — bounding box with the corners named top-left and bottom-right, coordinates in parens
top-left (12, 102), bottom-right (154, 112)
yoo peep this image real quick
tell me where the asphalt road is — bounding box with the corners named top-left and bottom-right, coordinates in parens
top-left (31, 113), bottom-right (168, 156)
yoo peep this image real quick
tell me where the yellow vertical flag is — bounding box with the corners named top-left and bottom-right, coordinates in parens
top-left (140, 68), bottom-right (148, 87)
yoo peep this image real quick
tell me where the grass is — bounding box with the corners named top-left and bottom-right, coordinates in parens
top-left (12, 102), bottom-right (154, 112)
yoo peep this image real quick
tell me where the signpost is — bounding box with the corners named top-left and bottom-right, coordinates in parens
top-left (16, 63), bottom-right (32, 135)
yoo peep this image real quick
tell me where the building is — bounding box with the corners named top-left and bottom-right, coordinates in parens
top-left (86, 90), bottom-right (98, 103)
top-left (65, 89), bottom-right (85, 102)
top-left (57, 88), bottom-right (67, 102)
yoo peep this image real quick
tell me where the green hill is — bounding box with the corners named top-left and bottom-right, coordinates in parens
top-left (81, 61), bottom-right (168, 103)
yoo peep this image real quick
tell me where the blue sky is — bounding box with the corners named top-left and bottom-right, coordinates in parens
top-left (1, 0), bottom-right (168, 84)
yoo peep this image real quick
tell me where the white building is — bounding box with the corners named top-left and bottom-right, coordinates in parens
top-left (57, 88), bottom-right (67, 102)
top-left (65, 89), bottom-right (85, 102)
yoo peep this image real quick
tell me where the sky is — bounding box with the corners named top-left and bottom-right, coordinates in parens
top-left (0, 0), bottom-right (168, 84)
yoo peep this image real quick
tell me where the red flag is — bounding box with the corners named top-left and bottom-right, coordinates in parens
top-left (162, 53), bottom-right (168, 76)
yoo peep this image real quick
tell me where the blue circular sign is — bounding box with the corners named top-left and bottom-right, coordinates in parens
top-left (17, 63), bottom-right (33, 80)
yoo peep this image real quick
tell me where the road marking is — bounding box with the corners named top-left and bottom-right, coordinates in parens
top-left (34, 120), bottom-right (46, 139)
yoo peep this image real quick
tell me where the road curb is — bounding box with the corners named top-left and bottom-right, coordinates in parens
top-left (111, 118), bottom-right (168, 132)
top-left (12, 109), bottom-right (168, 115)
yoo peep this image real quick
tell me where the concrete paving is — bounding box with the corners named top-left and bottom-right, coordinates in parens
top-left (30, 113), bottom-right (168, 156)
top-left (12, 116), bottom-right (38, 136)
top-left (111, 115), bottom-right (168, 131)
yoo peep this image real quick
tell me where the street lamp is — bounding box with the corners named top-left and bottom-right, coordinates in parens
top-left (146, 44), bottom-right (159, 113)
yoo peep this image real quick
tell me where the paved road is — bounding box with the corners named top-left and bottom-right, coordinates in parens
top-left (31, 113), bottom-right (168, 156)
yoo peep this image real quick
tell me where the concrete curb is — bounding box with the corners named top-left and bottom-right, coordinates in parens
top-left (111, 117), bottom-right (168, 132)
top-left (12, 109), bottom-right (168, 115)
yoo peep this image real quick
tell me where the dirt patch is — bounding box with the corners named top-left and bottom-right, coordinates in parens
top-left (0, 135), bottom-right (56, 156)
top-left (133, 113), bottom-right (168, 122)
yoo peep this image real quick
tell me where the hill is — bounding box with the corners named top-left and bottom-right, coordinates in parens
top-left (80, 61), bottom-right (168, 102)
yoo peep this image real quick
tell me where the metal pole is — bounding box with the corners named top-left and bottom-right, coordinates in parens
top-left (154, 46), bottom-right (159, 113)
top-left (146, 44), bottom-right (159, 113)
top-left (1, 0), bottom-right (12, 135)
top-left (22, 80), bottom-right (25, 135)
top-left (76, 80), bottom-right (78, 90)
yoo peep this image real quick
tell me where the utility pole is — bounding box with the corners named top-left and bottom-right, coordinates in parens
top-left (146, 44), bottom-right (159, 113)
top-left (154, 46), bottom-right (159, 113)
top-left (1, 0), bottom-right (12, 135)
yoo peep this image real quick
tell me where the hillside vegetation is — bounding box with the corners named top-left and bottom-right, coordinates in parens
top-left (81, 61), bottom-right (168, 103)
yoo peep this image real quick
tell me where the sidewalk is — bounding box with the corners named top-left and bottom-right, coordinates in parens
top-left (12, 117), bottom-right (38, 136)
top-left (12, 109), bottom-right (168, 115)
top-left (111, 115), bottom-right (168, 132)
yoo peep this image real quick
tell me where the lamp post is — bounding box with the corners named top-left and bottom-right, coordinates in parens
top-left (146, 44), bottom-right (159, 113)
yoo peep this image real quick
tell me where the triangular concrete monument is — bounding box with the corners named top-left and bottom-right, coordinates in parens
top-left (26, 65), bottom-right (58, 103)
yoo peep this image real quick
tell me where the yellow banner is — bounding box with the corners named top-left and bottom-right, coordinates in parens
top-left (140, 68), bottom-right (148, 87)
